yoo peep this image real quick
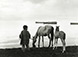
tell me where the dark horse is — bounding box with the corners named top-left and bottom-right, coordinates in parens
top-left (53, 26), bottom-right (66, 53)
top-left (32, 25), bottom-right (54, 48)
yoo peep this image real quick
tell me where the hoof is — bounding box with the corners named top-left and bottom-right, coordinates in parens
top-left (53, 47), bottom-right (55, 50)
top-left (53, 47), bottom-right (57, 50)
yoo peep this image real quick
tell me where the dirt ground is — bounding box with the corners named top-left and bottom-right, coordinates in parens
top-left (0, 46), bottom-right (78, 57)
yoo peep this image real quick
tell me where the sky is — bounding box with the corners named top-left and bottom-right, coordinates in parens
top-left (0, 0), bottom-right (78, 48)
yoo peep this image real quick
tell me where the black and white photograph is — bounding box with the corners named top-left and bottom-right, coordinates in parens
top-left (0, 0), bottom-right (78, 57)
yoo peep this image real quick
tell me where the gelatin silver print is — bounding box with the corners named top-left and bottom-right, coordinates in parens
top-left (0, 0), bottom-right (78, 57)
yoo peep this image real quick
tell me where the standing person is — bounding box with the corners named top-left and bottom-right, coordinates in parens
top-left (19, 25), bottom-right (31, 52)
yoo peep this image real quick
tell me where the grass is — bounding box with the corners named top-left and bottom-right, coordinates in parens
top-left (0, 46), bottom-right (78, 57)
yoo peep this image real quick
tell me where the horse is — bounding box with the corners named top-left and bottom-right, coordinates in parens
top-left (32, 25), bottom-right (54, 48)
top-left (53, 26), bottom-right (66, 53)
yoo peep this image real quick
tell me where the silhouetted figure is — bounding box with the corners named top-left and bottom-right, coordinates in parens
top-left (19, 25), bottom-right (31, 52)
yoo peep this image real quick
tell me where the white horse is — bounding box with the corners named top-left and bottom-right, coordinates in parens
top-left (32, 25), bottom-right (54, 48)
top-left (53, 26), bottom-right (66, 53)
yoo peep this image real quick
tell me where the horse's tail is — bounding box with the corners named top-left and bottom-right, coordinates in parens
top-left (63, 33), bottom-right (66, 40)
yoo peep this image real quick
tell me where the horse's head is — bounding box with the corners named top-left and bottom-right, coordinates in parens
top-left (32, 36), bottom-right (37, 47)
top-left (56, 26), bottom-right (60, 31)
top-left (33, 36), bottom-right (37, 42)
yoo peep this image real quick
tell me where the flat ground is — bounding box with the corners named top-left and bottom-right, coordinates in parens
top-left (0, 46), bottom-right (78, 57)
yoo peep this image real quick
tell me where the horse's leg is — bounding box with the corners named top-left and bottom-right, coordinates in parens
top-left (42, 36), bottom-right (44, 47)
top-left (53, 38), bottom-right (58, 50)
top-left (51, 28), bottom-right (54, 48)
top-left (55, 38), bottom-right (58, 49)
top-left (38, 36), bottom-right (41, 48)
top-left (48, 35), bottom-right (51, 47)
top-left (61, 38), bottom-right (66, 53)
top-left (51, 36), bottom-right (53, 47)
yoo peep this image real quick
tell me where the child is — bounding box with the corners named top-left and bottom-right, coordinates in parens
top-left (19, 25), bottom-right (31, 52)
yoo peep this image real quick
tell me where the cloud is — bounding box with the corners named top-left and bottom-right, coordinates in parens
top-left (55, 0), bottom-right (78, 9)
top-left (0, 1), bottom-right (39, 21)
top-left (36, 0), bottom-right (78, 18)
top-left (0, 0), bottom-right (78, 21)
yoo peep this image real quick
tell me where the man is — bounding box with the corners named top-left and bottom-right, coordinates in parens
top-left (19, 25), bottom-right (31, 52)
